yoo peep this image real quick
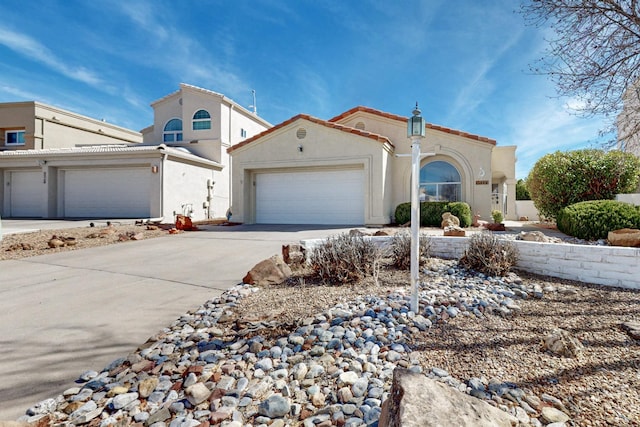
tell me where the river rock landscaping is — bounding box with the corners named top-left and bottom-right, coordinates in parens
top-left (16, 253), bottom-right (640, 427)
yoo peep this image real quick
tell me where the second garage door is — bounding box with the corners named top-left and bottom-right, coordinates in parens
top-left (62, 168), bottom-right (151, 218)
top-left (7, 170), bottom-right (42, 217)
top-left (255, 169), bottom-right (364, 225)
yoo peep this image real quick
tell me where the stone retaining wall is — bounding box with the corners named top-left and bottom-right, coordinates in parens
top-left (301, 236), bottom-right (640, 290)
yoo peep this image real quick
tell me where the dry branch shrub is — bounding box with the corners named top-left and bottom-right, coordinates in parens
top-left (459, 232), bottom-right (518, 277)
top-left (388, 231), bottom-right (431, 270)
top-left (309, 233), bottom-right (382, 285)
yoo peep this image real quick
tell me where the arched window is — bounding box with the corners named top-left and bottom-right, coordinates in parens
top-left (163, 118), bottom-right (183, 142)
top-left (192, 109), bottom-right (211, 130)
top-left (419, 161), bottom-right (461, 202)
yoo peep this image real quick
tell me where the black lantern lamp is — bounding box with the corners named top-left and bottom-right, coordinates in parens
top-left (407, 102), bottom-right (426, 138)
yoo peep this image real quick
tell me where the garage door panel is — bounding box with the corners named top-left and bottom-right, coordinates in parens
top-left (256, 170), bottom-right (364, 225)
top-left (9, 170), bottom-right (42, 217)
top-left (63, 168), bottom-right (150, 218)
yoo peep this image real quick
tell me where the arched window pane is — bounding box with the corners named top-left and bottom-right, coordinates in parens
top-left (163, 118), bottom-right (183, 142)
top-left (193, 109), bottom-right (210, 119)
top-left (418, 161), bottom-right (461, 202)
top-left (192, 109), bottom-right (211, 130)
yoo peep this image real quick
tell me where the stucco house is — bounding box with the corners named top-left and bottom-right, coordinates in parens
top-left (228, 106), bottom-right (516, 225)
top-left (0, 84), bottom-right (271, 220)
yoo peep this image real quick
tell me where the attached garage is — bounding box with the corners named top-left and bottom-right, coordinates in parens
top-left (5, 170), bottom-right (42, 217)
top-left (61, 168), bottom-right (151, 218)
top-left (255, 169), bottom-right (364, 225)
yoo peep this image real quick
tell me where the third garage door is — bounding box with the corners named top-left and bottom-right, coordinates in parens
top-left (255, 169), bottom-right (364, 225)
top-left (63, 168), bottom-right (151, 218)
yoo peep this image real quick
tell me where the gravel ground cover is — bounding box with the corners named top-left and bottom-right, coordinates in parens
top-left (4, 224), bottom-right (640, 426)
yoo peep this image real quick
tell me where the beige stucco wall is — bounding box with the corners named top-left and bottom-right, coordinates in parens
top-left (230, 118), bottom-right (394, 225)
top-left (491, 145), bottom-right (517, 220)
top-left (333, 111), bottom-right (498, 221)
top-left (0, 102), bottom-right (142, 151)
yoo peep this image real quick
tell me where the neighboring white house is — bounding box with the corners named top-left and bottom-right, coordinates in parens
top-left (228, 106), bottom-right (517, 225)
top-left (0, 84), bottom-right (271, 221)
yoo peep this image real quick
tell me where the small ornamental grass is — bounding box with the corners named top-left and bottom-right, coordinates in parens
top-left (309, 233), bottom-right (382, 285)
top-left (388, 231), bottom-right (432, 270)
top-left (459, 232), bottom-right (519, 277)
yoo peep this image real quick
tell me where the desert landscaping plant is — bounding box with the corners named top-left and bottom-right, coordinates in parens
top-left (516, 179), bottom-right (530, 200)
top-left (387, 231), bottom-right (432, 270)
top-left (459, 232), bottom-right (519, 277)
top-left (309, 233), bottom-right (382, 285)
top-left (491, 209), bottom-right (504, 224)
top-left (526, 149), bottom-right (640, 219)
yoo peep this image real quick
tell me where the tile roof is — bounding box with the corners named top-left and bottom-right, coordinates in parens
top-left (227, 113), bottom-right (394, 153)
top-left (329, 106), bottom-right (497, 145)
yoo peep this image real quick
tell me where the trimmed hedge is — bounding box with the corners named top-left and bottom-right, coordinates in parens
top-left (394, 201), bottom-right (472, 227)
top-left (556, 200), bottom-right (640, 240)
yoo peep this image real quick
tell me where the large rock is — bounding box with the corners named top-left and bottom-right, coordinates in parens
top-left (608, 228), bottom-right (640, 247)
top-left (243, 254), bottom-right (292, 285)
top-left (517, 231), bottom-right (549, 242)
top-left (542, 328), bottom-right (583, 358)
top-left (378, 369), bottom-right (518, 427)
top-left (441, 212), bottom-right (460, 228)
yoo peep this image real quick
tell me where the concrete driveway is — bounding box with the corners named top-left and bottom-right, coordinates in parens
top-left (0, 223), bottom-right (351, 421)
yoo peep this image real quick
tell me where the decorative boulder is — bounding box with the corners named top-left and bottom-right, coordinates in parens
top-left (542, 328), bottom-right (583, 358)
top-left (282, 244), bottom-right (305, 265)
top-left (517, 231), bottom-right (549, 242)
top-left (243, 254), bottom-right (292, 286)
top-left (441, 212), bottom-right (460, 228)
top-left (607, 228), bottom-right (640, 247)
top-left (379, 369), bottom-right (518, 427)
top-left (175, 214), bottom-right (198, 231)
top-left (621, 321), bottom-right (640, 340)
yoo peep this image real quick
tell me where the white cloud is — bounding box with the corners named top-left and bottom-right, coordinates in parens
top-left (0, 26), bottom-right (103, 87)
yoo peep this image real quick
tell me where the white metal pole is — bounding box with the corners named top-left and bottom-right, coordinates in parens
top-left (410, 136), bottom-right (421, 313)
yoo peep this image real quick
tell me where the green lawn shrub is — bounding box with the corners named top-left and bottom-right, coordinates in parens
top-left (556, 200), bottom-right (640, 240)
top-left (394, 201), bottom-right (472, 227)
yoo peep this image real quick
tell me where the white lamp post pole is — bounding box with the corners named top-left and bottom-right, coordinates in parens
top-left (407, 103), bottom-right (426, 313)
top-left (410, 134), bottom-right (421, 313)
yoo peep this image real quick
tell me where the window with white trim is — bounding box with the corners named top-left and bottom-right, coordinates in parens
top-left (418, 161), bottom-right (461, 202)
top-left (192, 109), bottom-right (211, 130)
top-left (163, 118), bottom-right (183, 142)
top-left (5, 130), bottom-right (25, 145)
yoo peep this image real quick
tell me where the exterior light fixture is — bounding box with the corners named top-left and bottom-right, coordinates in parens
top-left (407, 102), bottom-right (426, 313)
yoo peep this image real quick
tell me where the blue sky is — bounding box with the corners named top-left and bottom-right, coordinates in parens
top-left (0, 0), bottom-right (609, 178)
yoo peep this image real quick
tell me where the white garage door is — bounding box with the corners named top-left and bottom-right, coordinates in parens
top-left (256, 169), bottom-right (364, 224)
top-left (8, 170), bottom-right (42, 217)
top-left (63, 168), bottom-right (151, 218)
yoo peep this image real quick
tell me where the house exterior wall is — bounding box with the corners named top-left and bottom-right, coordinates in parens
top-left (161, 158), bottom-right (218, 222)
top-left (333, 111), bottom-right (499, 221)
top-left (491, 145), bottom-right (517, 220)
top-left (0, 102), bottom-right (141, 152)
top-left (143, 84), bottom-right (272, 218)
top-left (230, 119), bottom-right (393, 225)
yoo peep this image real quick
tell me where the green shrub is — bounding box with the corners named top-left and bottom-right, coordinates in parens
top-left (309, 233), bottom-right (382, 285)
top-left (556, 200), bottom-right (640, 240)
top-left (527, 149), bottom-right (640, 219)
top-left (388, 231), bottom-right (432, 270)
top-left (394, 201), bottom-right (472, 227)
top-left (491, 209), bottom-right (504, 224)
top-left (459, 232), bottom-right (519, 277)
top-left (420, 202), bottom-right (449, 226)
top-left (516, 179), bottom-right (531, 200)
top-left (447, 202), bottom-right (472, 227)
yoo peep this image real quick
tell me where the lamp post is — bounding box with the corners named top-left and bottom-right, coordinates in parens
top-left (407, 103), bottom-right (426, 313)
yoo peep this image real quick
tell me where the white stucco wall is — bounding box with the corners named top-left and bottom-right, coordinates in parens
top-left (161, 159), bottom-right (219, 222)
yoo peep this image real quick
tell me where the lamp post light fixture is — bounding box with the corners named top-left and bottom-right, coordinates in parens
top-left (407, 103), bottom-right (426, 313)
